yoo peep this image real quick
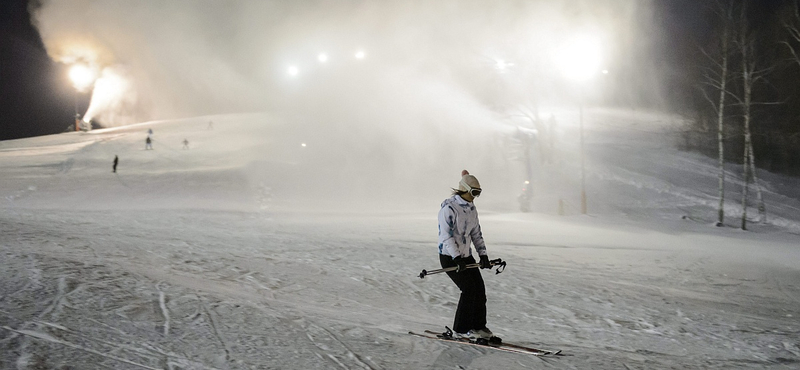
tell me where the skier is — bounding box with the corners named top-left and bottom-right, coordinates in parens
top-left (182, 138), bottom-right (189, 149)
top-left (112, 155), bottom-right (118, 173)
top-left (145, 136), bottom-right (153, 150)
top-left (438, 169), bottom-right (496, 341)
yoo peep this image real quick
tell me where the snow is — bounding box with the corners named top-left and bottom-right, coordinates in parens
top-left (2, 109), bottom-right (800, 369)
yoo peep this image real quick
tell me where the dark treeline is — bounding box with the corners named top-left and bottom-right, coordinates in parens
top-left (673, 0), bottom-right (800, 176)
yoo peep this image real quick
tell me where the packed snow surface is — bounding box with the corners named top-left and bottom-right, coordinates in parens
top-left (2, 110), bottom-right (800, 369)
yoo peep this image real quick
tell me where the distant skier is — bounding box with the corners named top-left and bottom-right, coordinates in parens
top-left (145, 136), bottom-right (153, 150)
top-left (148, 128), bottom-right (153, 136)
top-left (112, 155), bottom-right (118, 173)
top-left (437, 170), bottom-right (497, 341)
top-left (182, 138), bottom-right (189, 149)
top-left (207, 120), bottom-right (214, 130)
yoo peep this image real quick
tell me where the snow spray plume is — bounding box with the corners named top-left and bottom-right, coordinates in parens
top-left (30, 0), bottom-right (662, 207)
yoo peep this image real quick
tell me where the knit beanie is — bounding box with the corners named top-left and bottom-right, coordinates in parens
top-left (458, 170), bottom-right (480, 192)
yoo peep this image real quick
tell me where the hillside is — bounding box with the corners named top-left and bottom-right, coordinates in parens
top-left (1, 110), bottom-right (799, 369)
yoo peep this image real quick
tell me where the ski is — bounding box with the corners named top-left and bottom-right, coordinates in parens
top-left (423, 329), bottom-right (562, 356)
top-left (408, 329), bottom-right (561, 356)
top-left (491, 339), bottom-right (563, 356)
top-left (408, 331), bottom-right (544, 356)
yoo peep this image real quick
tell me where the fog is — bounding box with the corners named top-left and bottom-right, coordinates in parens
top-left (29, 0), bottom-right (661, 208)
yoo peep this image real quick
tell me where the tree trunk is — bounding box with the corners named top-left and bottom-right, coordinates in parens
top-left (716, 21), bottom-right (730, 227)
top-left (741, 32), bottom-right (751, 230)
top-left (738, 2), bottom-right (765, 229)
top-left (741, 141), bottom-right (750, 230)
top-left (748, 139), bottom-right (766, 222)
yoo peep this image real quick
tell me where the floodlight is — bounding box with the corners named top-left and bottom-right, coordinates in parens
top-left (495, 59), bottom-right (513, 71)
top-left (69, 64), bottom-right (97, 91)
top-left (558, 36), bottom-right (603, 82)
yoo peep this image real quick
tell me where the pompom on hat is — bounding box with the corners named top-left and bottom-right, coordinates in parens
top-left (458, 170), bottom-right (481, 192)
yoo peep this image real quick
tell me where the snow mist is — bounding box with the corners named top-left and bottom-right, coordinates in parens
top-left (29, 0), bottom-right (660, 209)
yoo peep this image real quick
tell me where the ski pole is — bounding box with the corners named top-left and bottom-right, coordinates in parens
top-left (418, 258), bottom-right (506, 279)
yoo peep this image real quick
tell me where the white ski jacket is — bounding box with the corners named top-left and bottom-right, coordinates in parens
top-left (438, 194), bottom-right (487, 259)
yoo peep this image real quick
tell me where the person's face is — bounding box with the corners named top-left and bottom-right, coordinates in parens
top-left (458, 176), bottom-right (482, 203)
top-left (460, 183), bottom-right (481, 203)
top-left (461, 192), bottom-right (475, 202)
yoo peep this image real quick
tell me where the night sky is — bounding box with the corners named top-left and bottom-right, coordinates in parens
top-left (1, 0), bottom-right (91, 141)
top-left (0, 0), bottom-right (786, 142)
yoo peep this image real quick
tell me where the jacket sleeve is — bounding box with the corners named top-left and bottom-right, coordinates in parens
top-left (470, 217), bottom-right (487, 256)
top-left (438, 203), bottom-right (460, 258)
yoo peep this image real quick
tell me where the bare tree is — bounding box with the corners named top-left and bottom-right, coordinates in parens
top-left (739, 6), bottom-right (755, 230)
top-left (732, 2), bottom-right (776, 230)
top-left (699, 1), bottom-right (735, 227)
top-left (783, 0), bottom-right (800, 67)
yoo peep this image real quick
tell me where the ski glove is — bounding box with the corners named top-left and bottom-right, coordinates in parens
top-left (453, 256), bottom-right (469, 273)
top-left (479, 255), bottom-right (491, 269)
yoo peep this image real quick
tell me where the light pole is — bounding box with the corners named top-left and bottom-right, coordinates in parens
top-left (579, 102), bottom-right (586, 214)
top-left (558, 35), bottom-right (603, 215)
top-left (74, 90), bottom-right (80, 131)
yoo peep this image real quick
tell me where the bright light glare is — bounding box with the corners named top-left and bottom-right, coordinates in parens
top-left (558, 36), bottom-right (603, 82)
top-left (495, 59), bottom-right (512, 71)
top-left (68, 64), bottom-right (97, 91)
top-left (355, 51), bottom-right (366, 59)
top-left (288, 66), bottom-right (299, 76)
top-left (318, 53), bottom-right (328, 63)
top-left (301, 143), bottom-right (307, 147)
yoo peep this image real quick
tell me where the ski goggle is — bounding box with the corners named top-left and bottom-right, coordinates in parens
top-left (459, 180), bottom-right (482, 197)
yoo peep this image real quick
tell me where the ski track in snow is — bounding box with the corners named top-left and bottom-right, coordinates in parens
top-left (3, 209), bottom-right (799, 369)
top-left (1, 111), bottom-right (800, 369)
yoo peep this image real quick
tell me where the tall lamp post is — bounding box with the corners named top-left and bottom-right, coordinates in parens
top-left (74, 91), bottom-right (80, 131)
top-left (579, 102), bottom-right (586, 214)
top-left (558, 36), bottom-right (604, 215)
top-left (68, 64), bottom-right (96, 131)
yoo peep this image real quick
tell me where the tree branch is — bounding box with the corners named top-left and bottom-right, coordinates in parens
top-left (696, 86), bottom-right (720, 115)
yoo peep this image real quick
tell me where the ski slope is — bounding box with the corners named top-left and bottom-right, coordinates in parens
top-left (1, 109), bottom-right (799, 369)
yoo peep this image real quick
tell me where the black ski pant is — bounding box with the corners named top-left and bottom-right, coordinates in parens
top-left (440, 254), bottom-right (487, 333)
